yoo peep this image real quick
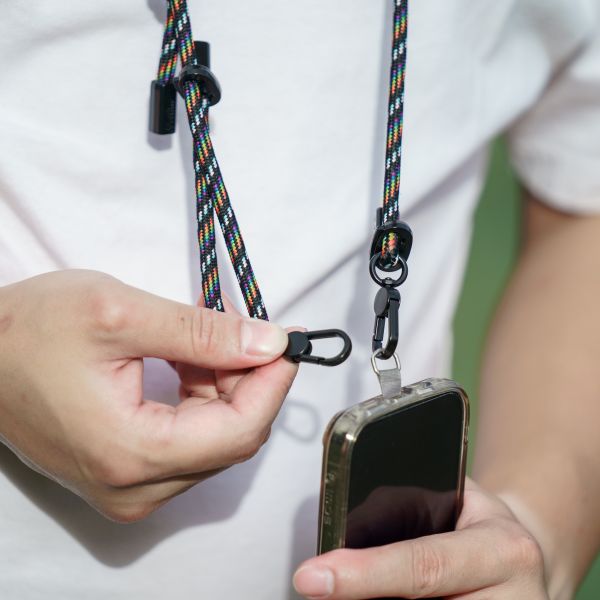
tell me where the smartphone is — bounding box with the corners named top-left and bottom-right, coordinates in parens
top-left (318, 378), bottom-right (469, 596)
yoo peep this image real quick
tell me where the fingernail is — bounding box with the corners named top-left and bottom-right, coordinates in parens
top-left (293, 566), bottom-right (334, 599)
top-left (241, 318), bottom-right (288, 357)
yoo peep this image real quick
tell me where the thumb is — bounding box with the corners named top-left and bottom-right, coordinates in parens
top-left (107, 284), bottom-right (288, 370)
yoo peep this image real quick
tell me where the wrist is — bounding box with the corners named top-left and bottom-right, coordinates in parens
top-left (498, 491), bottom-right (575, 600)
top-left (0, 281), bottom-right (19, 363)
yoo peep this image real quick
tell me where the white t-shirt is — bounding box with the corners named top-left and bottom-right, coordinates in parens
top-left (1, 1), bottom-right (599, 598)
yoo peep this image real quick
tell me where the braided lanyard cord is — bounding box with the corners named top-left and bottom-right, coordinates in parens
top-left (370, 0), bottom-right (411, 362)
top-left (155, 0), bottom-right (268, 320)
top-left (381, 0), bottom-right (408, 267)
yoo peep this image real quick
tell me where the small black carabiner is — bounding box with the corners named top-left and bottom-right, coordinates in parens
top-left (372, 287), bottom-right (401, 360)
top-left (285, 330), bottom-right (352, 367)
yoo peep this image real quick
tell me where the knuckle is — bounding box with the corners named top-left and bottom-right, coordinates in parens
top-left (85, 283), bottom-right (130, 336)
top-left (495, 520), bottom-right (545, 576)
top-left (189, 308), bottom-right (219, 356)
top-left (511, 530), bottom-right (545, 575)
top-left (408, 541), bottom-right (447, 598)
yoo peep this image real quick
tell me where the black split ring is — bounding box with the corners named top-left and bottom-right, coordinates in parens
top-left (369, 254), bottom-right (408, 288)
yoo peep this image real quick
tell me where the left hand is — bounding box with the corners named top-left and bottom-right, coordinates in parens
top-left (293, 479), bottom-right (548, 599)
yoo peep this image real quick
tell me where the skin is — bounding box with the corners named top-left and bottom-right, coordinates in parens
top-left (293, 195), bottom-right (600, 599)
top-left (0, 270), bottom-right (298, 522)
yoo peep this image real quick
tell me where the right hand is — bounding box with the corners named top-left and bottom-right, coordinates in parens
top-left (0, 270), bottom-right (297, 522)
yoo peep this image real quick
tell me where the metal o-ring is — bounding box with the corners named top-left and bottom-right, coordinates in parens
top-left (371, 349), bottom-right (401, 376)
top-left (369, 254), bottom-right (408, 288)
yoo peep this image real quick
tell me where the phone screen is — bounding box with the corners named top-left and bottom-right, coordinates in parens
top-left (345, 391), bottom-right (465, 550)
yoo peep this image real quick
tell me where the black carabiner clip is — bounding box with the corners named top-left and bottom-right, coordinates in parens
top-left (372, 287), bottom-right (401, 360)
top-left (285, 330), bottom-right (352, 367)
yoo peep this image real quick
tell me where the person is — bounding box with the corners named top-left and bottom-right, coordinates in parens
top-left (1, 1), bottom-right (599, 599)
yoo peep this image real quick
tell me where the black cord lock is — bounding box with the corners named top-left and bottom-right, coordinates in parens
top-left (176, 41), bottom-right (222, 106)
top-left (285, 330), bottom-right (352, 367)
top-left (150, 41), bottom-right (221, 135)
top-left (150, 81), bottom-right (177, 135)
top-left (369, 208), bottom-right (413, 288)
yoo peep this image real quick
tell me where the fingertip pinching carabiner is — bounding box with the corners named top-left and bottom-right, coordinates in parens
top-left (285, 330), bottom-right (352, 367)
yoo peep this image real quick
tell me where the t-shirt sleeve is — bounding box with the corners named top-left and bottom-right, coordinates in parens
top-left (508, 6), bottom-right (600, 214)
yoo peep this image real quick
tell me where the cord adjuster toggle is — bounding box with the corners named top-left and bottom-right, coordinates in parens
top-left (149, 41), bottom-right (221, 136)
top-left (369, 208), bottom-right (413, 288)
top-left (149, 81), bottom-right (178, 135)
top-left (285, 330), bottom-right (352, 367)
top-left (176, 41), bottom-right (222, 106)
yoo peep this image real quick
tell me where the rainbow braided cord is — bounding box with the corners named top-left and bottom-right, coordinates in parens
top-left (184, 83), bottom-right (268, 318)
top-left (156, 3), bottom-right (177, 84)
top-left (156, 0), bottom-right (268, 319)
top-left (192, 98), bottom-right (268, 319)
top-left (187, 90), bottom-right (224, 312)
top-left (381, 0), bottom-right (408, 266)
top-left (163, 0), bottom-right (195, 73)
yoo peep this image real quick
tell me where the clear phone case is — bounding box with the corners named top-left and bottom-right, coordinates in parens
top-left (318, 378), bottom-right (470, 554)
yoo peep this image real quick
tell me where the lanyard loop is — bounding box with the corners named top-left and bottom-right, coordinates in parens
top-left (150, 0), bottom-right (351, 367)
top-left (151, 0), bottom-right (268, 320)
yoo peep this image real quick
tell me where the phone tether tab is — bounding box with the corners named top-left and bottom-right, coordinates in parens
top-left (285, 330), bottom-right (353, 367)
top-left (370, 352), bottom-right (403, 399)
